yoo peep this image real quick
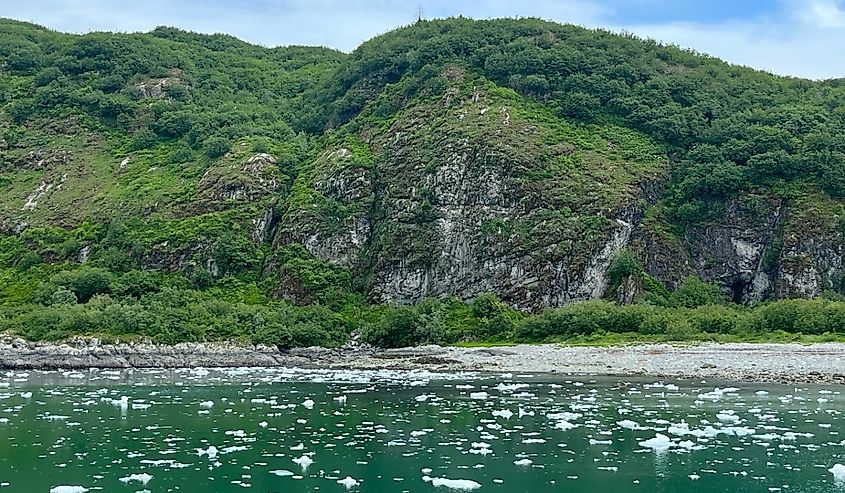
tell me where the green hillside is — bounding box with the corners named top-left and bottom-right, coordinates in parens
top-left (2, 17), bottom-right (845, 346)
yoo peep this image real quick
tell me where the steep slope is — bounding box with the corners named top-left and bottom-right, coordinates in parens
top-left (277, 70), bottom-right (666, 310)
top-left (2, 16), bottom-right (845, 322)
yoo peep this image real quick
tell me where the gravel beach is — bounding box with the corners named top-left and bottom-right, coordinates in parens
top-left (1, 337), bottom-right (843, 384)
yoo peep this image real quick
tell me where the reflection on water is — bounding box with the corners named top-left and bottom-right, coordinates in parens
top-left (0, 368), bottom-right (842, 492)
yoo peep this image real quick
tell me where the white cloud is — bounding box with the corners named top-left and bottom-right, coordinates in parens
top-left (613, 3), bottom-right (845, 79)
top-left (797, 0), bottom-right (845, 28)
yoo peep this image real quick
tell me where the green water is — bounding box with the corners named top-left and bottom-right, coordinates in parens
top-left (0, 368), bottom-right (843, 492)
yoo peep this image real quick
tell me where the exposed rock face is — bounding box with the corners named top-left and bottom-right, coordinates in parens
top-left (636, 193), bottom-right (845, 303)
top-left (13, 149), bottom-right (70, 170)
top-left (774, 197), bottom-right (845, 298)
top-left (135, 76), bottom-right (181, 99)
top-left (275, 147), bottom-right (374, 269)
top-left (197, 153), bottom-right (283, 203)
top-left (274, 79), bottom-right (669, 311)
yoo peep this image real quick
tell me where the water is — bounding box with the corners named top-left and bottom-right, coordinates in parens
top-left (0, 368), bottom-right (843, 492)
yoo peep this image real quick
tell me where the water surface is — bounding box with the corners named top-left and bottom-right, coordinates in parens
top-left (0, 368), bottom-right (843, 492)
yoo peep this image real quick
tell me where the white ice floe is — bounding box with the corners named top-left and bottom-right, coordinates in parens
top-left (496, 383), bottom-right (529, 392)
top-left (518, 408), bottom-right (534, 418)
top-left (698, 387), bottom-right (740, 401)
top-left (830, 464), bottom-right (845, 481)
top-left (639, 434), bottom-right (673, 452)
top-left (197, 446), bottom-right (219, 459)
top-left (337, 476), bottom-right (360, 489)
top-left (292, 454), bottom-right (314, 470)
top-left (270, 470), bottom-right (294, 477)
top-left (617, 420), bottom-right (642, 430)
top-left (422, 476), bottom-right (481, 491)
top-left (49, 487), bottom-right (88, 493)
top-left (554, 420), bottom-right (577, 431)
top-left (492, 410), bottom-right (513, 419)
top-left (119, 473), bottom-right (153, 486)
top-left (334, 395), bottom-right (348, 404)
top-left (199, 400), bottom-right (214, 408)
top-left (302, 399), bottom-right (315, 409)
top-left (469, 392), bottom-right (488, 400)
top-left (513, 458), bottom-right (533, 466)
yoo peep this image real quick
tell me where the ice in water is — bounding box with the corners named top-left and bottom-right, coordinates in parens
top-left (292, 454), bottom-right (314, 470)
top-left (119, 473), bottom-right (153, 486)
top-left (337, 476), bottom-right (360, 489)
top-left (422, 476), bottom-right (482, 491)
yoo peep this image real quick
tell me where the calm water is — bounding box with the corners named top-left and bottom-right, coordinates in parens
top-left (0, 368), bottom-right (843, 492)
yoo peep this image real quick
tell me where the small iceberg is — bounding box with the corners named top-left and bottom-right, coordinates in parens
top-left (422, 476), bottom-right (481, 491)
top-left (119, 473), bottom-right (153, 486)
top-left (639, 433), bottom-right (673, 452)
top-left (292, 454), bottom-right (314, 470)
top-left (337, 476), bottom-right (360, 489)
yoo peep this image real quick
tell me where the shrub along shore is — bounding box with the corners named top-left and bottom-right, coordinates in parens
top-left (2, 265), bottom-right (845, 348)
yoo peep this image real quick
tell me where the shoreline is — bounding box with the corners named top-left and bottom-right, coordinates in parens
top-left (2, 338), bottom-right (844, 385)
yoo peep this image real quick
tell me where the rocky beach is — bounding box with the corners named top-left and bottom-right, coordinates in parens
top-left (2, 337), bottom-right (843, 385)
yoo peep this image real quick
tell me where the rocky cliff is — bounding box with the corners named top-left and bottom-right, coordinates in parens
top-left (3, 17), bottom-right (845, 313)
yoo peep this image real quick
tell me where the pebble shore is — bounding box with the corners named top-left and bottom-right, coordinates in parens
top-left (1, 337), bottom-right (843, 385)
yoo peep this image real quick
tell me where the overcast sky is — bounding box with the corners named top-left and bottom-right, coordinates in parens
top-left (3, 0), bottom-right (845, 79)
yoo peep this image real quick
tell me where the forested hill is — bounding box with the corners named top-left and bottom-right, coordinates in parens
top-left (2, 17), bottom-right (845, 346)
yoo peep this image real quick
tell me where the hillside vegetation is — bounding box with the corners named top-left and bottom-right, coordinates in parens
top-left (2, 17), bottom-right (845, 346)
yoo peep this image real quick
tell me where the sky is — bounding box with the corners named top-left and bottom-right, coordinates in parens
top-left (3, 0), bottom-right (845, 79)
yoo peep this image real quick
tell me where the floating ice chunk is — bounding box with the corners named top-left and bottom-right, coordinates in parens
top-left (689, 474), bottom-right (700, 480)
top-left (334, 395), bottom-right (348, 404)
top-left (271, 470), bottom-right (295, 477)
top-left (469, 392), bottom-right (488, 400)
top-left (50, 487), bottom-right (88, 493)
top-left (20, 392), bottom-right (32, 399)
top-left (639, 434), bottom-right (672, 452)
top-left (302, 399), bottom-right (315, 409)
top-left (617, 420), bottom-right (642, 430)
top-left (716, 412), bottom-right (740, 423)
top-left (518, 408), bottom-right (534, 418)
top-left (199, 401), bottom-right (214, 408)
top-left (698, 388), bottom-right (740, 401)
top-left (755, 391), bottom-right (769, 396)
top-left (492, 410), bottom-right (513, 419)
top-left (259, 421), bottom-right (268, 428)
top-left (554, 420), bottom-right (577, 431)
top-left (830, 464), bottom-right (845, 481)
top-left (290, 443), bottom-right (304, 451)
top-left (197, 446), bottom-right (219, 459)
top-left (292, 455), bottom-right (314, 470)
top-left (496, 383), bottom-right (529, 392)
top-left (119, 473), bottom-right (153, 486)
top-left (514, 458), bottom-right (533, 466)
top-left (337, 476), bottom-right (360, 489)
top-left (422, 476), bottom-right (481, 490)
